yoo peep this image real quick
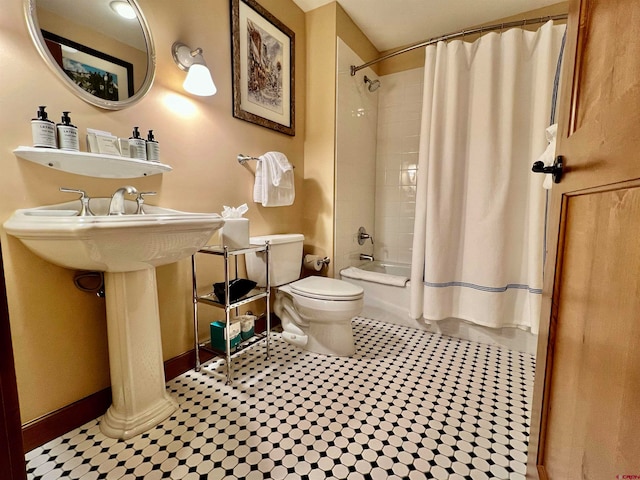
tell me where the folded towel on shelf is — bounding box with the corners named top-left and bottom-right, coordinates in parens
top-left (253, 152), bottom-right (295, 207)
top-left (340, 266), bottom-right (409, 287)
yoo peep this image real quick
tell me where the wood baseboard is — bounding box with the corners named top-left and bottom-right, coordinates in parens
top-left (22, 388), bottom-right (111, 453)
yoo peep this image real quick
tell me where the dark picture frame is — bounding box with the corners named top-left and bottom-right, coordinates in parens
top-left (231, 0), bottom-right (295, 136)
top-left (42, 30), bottom-right (135, 101)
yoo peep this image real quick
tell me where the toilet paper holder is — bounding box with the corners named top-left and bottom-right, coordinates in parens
top-left (304, 254), bottom-right (331, 271)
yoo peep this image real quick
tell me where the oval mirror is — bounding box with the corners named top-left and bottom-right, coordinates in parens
top-left (25, 0), bottom-right (155, 110)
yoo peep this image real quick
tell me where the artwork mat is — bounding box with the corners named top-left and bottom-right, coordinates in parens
top-left (232, 0), bottom-right (295, 136)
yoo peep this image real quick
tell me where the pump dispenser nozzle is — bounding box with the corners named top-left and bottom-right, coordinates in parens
top-left (131, 126), bottom-right (141, 139)
top-left (147, 130), bottom-right (155, 141)
top-left (35, 105), bottom-right (49, 121)
top-left (60, 111), bottom-right (72, 125)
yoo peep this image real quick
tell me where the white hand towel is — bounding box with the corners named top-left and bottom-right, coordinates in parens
top-left (253, 160), bottom-right (263, 203)
top-left (258, 152), bottom-right (295, 207)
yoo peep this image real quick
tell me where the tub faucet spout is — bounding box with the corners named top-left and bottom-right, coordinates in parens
top-left (359, 254), bottom-right (374, 261)
top-left (109, 186), bottom-right (138, 215)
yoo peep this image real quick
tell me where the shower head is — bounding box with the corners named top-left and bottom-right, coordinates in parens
top-left (364, 75), bottom-right (381, 92)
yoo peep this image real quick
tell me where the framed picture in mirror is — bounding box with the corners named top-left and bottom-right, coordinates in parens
top-left (231, 0), bottom-right (295, 136)
top-left (42, 30), bottom-right (134, 101)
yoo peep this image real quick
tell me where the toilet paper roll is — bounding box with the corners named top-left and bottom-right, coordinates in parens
top-left (304, 254), bottom-right (325, 271)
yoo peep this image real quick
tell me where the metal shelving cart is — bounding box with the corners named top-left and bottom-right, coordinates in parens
top-left (191, 243), bottom-right (271, 383)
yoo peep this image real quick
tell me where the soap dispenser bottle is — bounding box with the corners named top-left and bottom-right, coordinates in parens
top-left (56, 111), bottom-right (79, 151)
top-left (128, 126), bottom-right (147, 160)
top-left (31, 106), bottom-right (57, 148)
top-left (145, 130), bottom-right (160, 162)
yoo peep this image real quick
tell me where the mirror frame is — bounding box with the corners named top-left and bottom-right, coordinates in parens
top-left (24, 0), bottom-right (156, 110)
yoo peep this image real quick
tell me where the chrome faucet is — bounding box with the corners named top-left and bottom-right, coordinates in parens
top-left (108, 185), bottom-right (138, 215)
top-left (359, 254), bottom-right (374, 261)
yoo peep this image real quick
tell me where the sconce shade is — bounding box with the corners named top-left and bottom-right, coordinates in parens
top-left (172, 42), bottom-right (217, 97)
top-left (183, 64), bottom-right (217, 96)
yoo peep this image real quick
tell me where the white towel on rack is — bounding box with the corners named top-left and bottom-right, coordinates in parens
top-left (253, 161), bottom-right (263, 204)
top-left (253, 152), bottom-right (295, 207)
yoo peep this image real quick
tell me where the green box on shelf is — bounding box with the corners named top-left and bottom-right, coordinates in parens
top-left (210, 321), bottom-right (241, 351)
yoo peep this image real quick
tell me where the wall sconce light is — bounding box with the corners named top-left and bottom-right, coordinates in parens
top-left (171, 42), bottom-right (217, 97)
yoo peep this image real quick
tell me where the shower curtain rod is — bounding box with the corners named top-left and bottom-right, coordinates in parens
top-left (350, 13), bottom-right (568, 75)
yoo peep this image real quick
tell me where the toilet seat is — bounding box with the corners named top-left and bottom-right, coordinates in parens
top-left (289, 276), bottom-right (363, 301)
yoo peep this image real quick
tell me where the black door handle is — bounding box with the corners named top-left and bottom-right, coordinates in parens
top-left (532, 155), bottom-right (563, 184)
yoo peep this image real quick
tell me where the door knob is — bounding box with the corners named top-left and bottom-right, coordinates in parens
top-left (532, 155), bottom-right (563, 184)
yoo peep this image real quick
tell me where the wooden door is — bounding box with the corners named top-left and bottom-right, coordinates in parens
top-left (528, 0), bottom-right (640, 478)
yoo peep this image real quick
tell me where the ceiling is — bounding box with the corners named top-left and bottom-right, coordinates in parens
top-left (292, 0), bottom-right (563, 52)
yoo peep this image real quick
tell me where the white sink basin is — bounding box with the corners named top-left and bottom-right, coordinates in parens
top-left (3, 198), bottom-right (224, 272)
top-left (4, 198), bottom-right (225, 439)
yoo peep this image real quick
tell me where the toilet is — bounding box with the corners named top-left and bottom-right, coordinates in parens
top-left (245, 234), bottom-right (364, 356)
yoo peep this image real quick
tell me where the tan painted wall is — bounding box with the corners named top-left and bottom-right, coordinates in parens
top-left (378, 2), bottom-right (569, 75)
top-left (0, 0), bottom-right (305, 424)
top-left (303, 3), bottom-right (336, 275)
top-left (303, 2), bottom-right (379, 277)
top-left (336, 3), bottom-right (379, 76)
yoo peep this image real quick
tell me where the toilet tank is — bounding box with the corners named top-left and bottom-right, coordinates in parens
top-left (245, 234), bottom-right (304, 287)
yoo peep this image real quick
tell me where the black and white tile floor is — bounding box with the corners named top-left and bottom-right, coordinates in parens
top-left (26, 317), bottom-right (535, 480)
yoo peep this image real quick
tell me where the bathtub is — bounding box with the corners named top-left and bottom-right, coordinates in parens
top-left (340, 261), bottom-right (424, 330)
top-left (340, 261), bottom-right (538, 354)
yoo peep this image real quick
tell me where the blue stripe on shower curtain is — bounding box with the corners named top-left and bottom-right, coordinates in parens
top-left (425, 281), bottom-right (543, 294)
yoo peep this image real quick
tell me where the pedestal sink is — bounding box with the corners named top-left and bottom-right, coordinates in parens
top-left (4, 199), bottom-right (224, 439)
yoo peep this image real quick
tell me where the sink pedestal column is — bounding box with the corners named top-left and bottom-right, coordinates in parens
top-left (100, 268), bottom-right (178, 439)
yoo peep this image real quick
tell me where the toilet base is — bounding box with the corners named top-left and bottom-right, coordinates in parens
top-left (302, 320), bottom-right (355, 357)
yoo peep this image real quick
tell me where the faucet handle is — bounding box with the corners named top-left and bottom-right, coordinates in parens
top-left (60, 187), bottom-right (88, 197)
top-left (135, 191), bottom-right (157, 215)
top-left (357, 226), bottom-right (374, 245)
top-left (60, 187), bottom-right (93, 216)
top-left (136, 191), bottom-right (157, 199)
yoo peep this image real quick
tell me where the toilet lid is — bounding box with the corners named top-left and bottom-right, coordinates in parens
top-left (290, 276), bottom-right (364, 300)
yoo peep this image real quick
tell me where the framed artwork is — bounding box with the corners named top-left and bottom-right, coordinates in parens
top-left (41, 30), bottom-right (134, 101)
top-left (231, 0), bottom-right (295, 136)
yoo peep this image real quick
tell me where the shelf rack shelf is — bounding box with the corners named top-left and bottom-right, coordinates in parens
top-left (191, 243), bottom-right (271, 384)
top-left (14, 146), bottom-right (172, 178)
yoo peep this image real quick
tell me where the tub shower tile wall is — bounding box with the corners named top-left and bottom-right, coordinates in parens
top-left (26, 318), bottom-right (534, 480)
top-left (334, 38), bottom-right (378, 275)
top-left (375, 68), bottom-right (424, 265)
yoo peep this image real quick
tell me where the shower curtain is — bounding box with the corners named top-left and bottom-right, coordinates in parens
top-left (409, 21), bottom-right (565, 334)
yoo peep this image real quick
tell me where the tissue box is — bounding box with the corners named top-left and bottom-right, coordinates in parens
top-left (210, 321), bottom-right (241, 351)
top-left (220, 218), bottom-right (249, 249)
top-left (236, 314), bottom-right (256, 340)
